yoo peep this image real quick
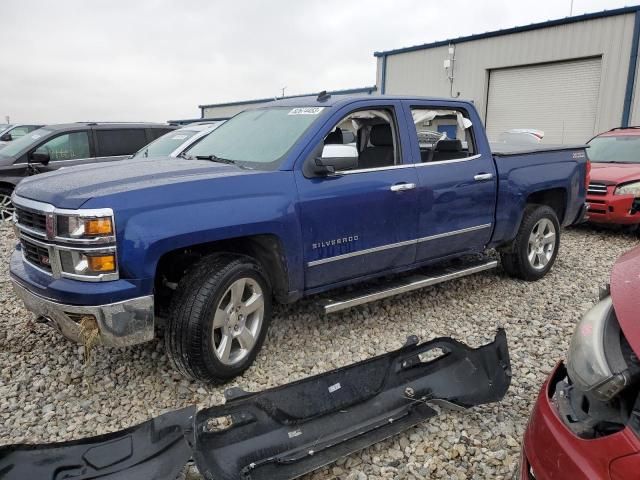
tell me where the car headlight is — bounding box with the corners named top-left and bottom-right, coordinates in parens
top-left (614, 181), bottom-right (640, 196)
top-left (56, 214), bottom-right (114, 240)
top-left (58, 249), bottom-right (117, 277)
top-left (566, 296), bottom-right (631, 401)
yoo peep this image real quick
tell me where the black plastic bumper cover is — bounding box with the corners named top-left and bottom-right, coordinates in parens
top-left (0, 330), bottom-right (510, 480)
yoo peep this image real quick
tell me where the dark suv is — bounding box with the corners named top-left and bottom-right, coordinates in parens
top-left (0, 122), bottom-right (175, 220)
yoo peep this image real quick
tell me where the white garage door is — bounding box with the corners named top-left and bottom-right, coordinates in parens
top-left (485, 58), bottom-right (602, 144)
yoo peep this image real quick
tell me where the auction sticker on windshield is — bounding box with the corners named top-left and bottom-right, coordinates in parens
top-left (288, 107), bottom-right (325, 115)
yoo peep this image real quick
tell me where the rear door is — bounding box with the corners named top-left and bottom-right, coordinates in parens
top-left (402, 101), bottom-right (497, 262)
top-left (93, 128), bottom-right (150, 164)
top-left (295, 101), bottom-right (419, 289)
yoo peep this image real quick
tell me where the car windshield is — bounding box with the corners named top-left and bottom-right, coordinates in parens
top-left (588, 135), bottom-right (640, 164)
top-left (185, 107), bottom-right (324, 169)
top-left (0, 128), bottom-right (52, 157)
top-left (134, 129), bottom-right (199, 158)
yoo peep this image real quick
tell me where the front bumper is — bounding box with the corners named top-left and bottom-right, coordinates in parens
top-left (11, 278), bottom-right (154, 348)
top-left (0, 330), bottom-right (511, 480)
top-left (586, 190), bottom-right (640, 225)
top-left (520, 362), bottom-right (640, 480)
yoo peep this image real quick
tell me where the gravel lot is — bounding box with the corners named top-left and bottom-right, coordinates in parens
top-left (0, 222), bottom-right (637, 479)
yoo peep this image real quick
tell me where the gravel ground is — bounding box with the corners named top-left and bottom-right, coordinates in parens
top-left (0, 222), bottom-right (638, 479)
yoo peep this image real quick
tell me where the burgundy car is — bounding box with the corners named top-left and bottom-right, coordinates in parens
top-left (520, 247), bottom-right (640, 478)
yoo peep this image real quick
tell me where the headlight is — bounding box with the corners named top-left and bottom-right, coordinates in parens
top-left (56, 214), bottom-right (114, 240)
top-left (567, 296), bottom-right (631, 401)
top-left (614, 181), bottom-right (640, 196)
top-left (59, 249), bottom-right (117, 278)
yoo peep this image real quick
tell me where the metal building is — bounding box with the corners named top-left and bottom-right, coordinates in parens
top-left (199, 86), bottom-right (377, 120)
top-left (375, 6), bottom-right (640, 144)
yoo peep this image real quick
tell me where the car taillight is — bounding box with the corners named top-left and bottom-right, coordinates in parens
top-left (585, 158), bottom-right (591, 190)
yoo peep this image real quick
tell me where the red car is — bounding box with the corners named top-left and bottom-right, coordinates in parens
top-left (520, 247), bottom-right (640, 479)
top-left (586, 128), bottom-right (640, 226)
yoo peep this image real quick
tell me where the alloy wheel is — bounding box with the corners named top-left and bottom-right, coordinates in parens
top-left (211, 277), bottom-right (265, 366)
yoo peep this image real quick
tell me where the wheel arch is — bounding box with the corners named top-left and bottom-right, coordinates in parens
top-left (154, 234), bottom-right (292, 315)
top-left (525, 188), bottom-right (567, 224)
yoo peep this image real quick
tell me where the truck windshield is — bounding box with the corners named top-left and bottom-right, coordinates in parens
top-left (588, 135), bottom-right (640, 164)
top-left (0, 128), bottom-right (52, 158)
top-left (186, 107), bottom-right (323, 169)
top-left (134, 129), bottom-right (198, 158)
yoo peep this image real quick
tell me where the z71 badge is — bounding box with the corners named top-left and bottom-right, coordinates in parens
top-left (312, 235), bottom-right (359, 249)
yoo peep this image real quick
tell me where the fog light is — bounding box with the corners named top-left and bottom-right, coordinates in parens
top-left (87, 254), bottom-right (116, 272)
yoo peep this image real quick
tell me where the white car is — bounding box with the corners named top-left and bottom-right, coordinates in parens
top-left (132, 121), bottom-right (223, 159)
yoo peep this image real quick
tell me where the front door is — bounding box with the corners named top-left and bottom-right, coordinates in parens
top-left (295, 103), bottom-right (419, 290)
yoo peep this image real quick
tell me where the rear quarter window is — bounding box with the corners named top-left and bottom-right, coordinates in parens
top-left (96, 129), bottom-right (149, 157)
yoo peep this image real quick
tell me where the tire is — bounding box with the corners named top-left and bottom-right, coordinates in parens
top-left (500, 204), bottom-right (560, 281)
top-left (0, 187), bottom-right (15, 222)
top-left (165, 254), bottom-right (272, 383)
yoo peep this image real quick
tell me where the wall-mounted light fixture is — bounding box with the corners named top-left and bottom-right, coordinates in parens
top-left (444, 44), bottom-right (460, 98)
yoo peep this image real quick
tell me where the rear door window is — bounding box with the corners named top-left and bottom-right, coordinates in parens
top-left (34, 131), bottom-right (91, 161)
top-left (96, 129), bottom-right (148, 157)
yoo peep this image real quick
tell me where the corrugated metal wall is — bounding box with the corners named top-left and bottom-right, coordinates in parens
top-left (380, 13), bottom-right (636, 137)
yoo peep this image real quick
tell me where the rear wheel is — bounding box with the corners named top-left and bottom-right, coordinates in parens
top-left (501, 205), bottom-right (560, 281)
top-left (165, 254), bottom-right (272, 383)
top-left (0, 187), bottom-right (14, 222)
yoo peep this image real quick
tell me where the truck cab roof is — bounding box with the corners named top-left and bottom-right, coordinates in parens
top-left (259, 94), bottom-right (476, 110)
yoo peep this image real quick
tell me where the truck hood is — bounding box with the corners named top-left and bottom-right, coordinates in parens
top-left (14, 157), bottom-right (250, 209)
top-left (610, 246), bottom-right (640, 357)
top-left (590, 162), bottom-right (640, 185)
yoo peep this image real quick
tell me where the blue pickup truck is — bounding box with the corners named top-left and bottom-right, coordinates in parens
top-left (9, 94), bottom-right (588, 382)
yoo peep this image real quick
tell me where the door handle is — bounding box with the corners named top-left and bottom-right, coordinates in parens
top-left (390, 182), bottom-right (416, 192)
top-left (474, 173), bottom-right (494, 182)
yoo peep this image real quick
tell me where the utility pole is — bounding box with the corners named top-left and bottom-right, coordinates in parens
top-left (4, 115), bottom-right (9, 124)
top-left (281, 86), bottom-right (287, 98)
top-left (570, 0), bottom-right (574, 16)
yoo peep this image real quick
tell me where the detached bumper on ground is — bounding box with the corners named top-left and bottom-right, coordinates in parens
top-left (10, 278), bottom-right (154, 347)
top-left (0, 330), bottom-right (511, 480)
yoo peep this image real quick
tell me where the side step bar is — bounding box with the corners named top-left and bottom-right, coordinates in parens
top-left (318, 259), bottom-right (498, 314)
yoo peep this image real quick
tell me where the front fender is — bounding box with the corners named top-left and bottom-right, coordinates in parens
top-left (83, 171), bottom-right (303, 295)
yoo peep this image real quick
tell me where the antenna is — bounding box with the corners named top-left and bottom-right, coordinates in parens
top-left (280, 86), bottom-right (287, 98)
top-left (569, 0), bottom-right (574, 16)
top-left (317, 91), bottom-right (331, 102)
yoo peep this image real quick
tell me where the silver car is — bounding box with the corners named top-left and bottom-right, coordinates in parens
top-left (133, 121), bottom-right (223, 159)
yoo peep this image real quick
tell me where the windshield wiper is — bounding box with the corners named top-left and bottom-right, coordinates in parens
top-left (195, 154), bottom-right (253, 170)
top-left (195, 154), bottom-right (237, 165)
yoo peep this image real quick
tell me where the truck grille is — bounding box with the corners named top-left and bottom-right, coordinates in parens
top-left (15, 207), bottom-right (47, 233)
top-left (587, 183), bottom-right (608, 195)
top-left (20, 237), bottom-right (52, 272)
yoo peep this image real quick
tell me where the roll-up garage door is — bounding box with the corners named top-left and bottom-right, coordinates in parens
top-left (485, 57), bottom-right (602, 144)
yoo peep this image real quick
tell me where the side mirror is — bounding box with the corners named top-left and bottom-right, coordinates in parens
top-left (0, 133), bottom-right (11, 142)
top-left (313, 144), bottom-right (358, 175)
top-left (30, 151), bottom-right (51, 165)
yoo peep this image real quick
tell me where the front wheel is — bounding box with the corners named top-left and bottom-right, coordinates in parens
top-left (165, 254), bottom-right (272, 383)
top-left (500, 205), bottom-right (560, 281)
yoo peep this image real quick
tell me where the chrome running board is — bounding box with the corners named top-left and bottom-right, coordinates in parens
top-left (318, 259), bottom-right (498, 314)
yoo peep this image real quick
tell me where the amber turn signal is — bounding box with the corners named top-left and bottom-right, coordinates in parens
top-left (84, 218), bottom-right (113, 236)
top-left (87, 254), bottom-right (116, 272)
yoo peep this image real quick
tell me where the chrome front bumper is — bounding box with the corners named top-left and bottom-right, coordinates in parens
top-left (11, 280), bottom-right (155, 347)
